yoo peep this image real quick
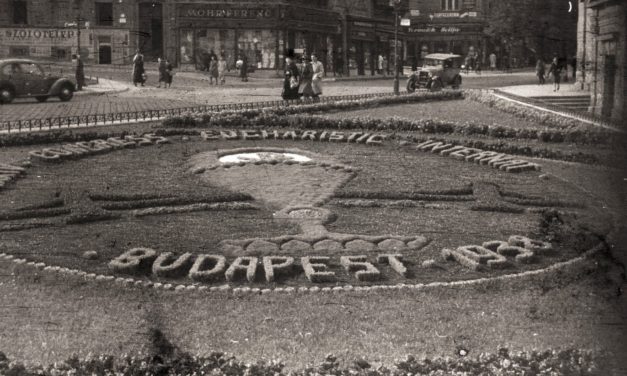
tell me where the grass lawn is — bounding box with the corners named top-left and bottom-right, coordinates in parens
top-left (1, 259), bottom-right (625, 372)
top-left (0, 105), bottom-right (625, 374)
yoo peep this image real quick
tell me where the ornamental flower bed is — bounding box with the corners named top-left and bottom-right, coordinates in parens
top-left (161, 103), bottom-right (613, 146)
top-left (0, 348), bottom-right (606, 375)
top-left (162, 91), bottom-right (463, 128)
top-left (464, 89), bottom-right (605, 130)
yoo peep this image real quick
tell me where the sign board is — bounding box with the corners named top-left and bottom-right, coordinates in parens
top-left (410, 10), bottom-right (420, 16)
top-left (400, 18), bottom-right (411, 26)
top-left (178, 5), bottom-right (276, 19)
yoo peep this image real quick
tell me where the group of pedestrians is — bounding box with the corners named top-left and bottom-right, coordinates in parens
top-left (535, 56), bottom-right (566, 91)
top-left (282, 51), bottom-right (324, 101)
top-left (207, 55), bottom-right (228, 85)
top-left (131, 50), bottom-right (174, 88)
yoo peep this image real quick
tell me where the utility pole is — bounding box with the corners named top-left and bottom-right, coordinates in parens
top-left (391, 0), bottom-right (402, 95)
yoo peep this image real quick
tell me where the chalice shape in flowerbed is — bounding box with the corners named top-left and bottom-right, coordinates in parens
top-left (188, 147), bottom-right (429, 256)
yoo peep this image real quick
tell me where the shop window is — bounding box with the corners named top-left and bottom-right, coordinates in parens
top-left (180, 29), bottom-right (195, 64)
top-left (237, 30), bottom-right (277, 69)
top-left (52, 47), bottom-right (71, 60)
top-left (12, 0), bottom-right (27, 25)
top-left (441, 0), bottom-right (459, 11)
top-left (10, 46), bottom-right (29, 57)
top-left (194, 29), bottom-right (236, 69)
top-left (462, 0), bottom-right (476, 9)
top-left (96, 2), bottom-right (114, 26)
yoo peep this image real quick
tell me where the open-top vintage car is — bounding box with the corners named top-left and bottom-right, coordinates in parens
top-left (0, 59), bottom-right (76, 104)
top-left (407, 53), bottom-right (463, 92)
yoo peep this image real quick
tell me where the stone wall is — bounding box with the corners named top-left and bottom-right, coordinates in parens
top-left (577, 0), bottom-right (626, 122)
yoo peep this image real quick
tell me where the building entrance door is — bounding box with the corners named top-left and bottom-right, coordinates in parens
top-left (138, 2), bottom-right (163, 60)
top-left (99, 45), bottom-right (112, 64)
top-left (601, 55), bottom-right (615, 118)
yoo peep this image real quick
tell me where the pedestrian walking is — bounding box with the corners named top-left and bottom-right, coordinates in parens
top-left (489, 52), bottom-right (497, 71)
top-left (217, 54), bottom-right (227, 85)
top-left (75, 54), bottom-right (85, 91)
top-left (334, 53), bottom-right (343, 77)
top-left (157, 57), bottom-right (167, 88)
top-left (237, 54), bottom-right (248, 82)
top-left (548, 57), bottom-right (562, 91)
top-left (535, 58), bottom-right (545, 85)
top-left (378, 54), bottom-right (384, 75)
top-left (299, 56), bottom-right (314, 100)
top-left (311, 53), bottom-right (324, 99)
top-left (282, 50), bottom-right (300, 100)
top-left (208, 55), bottom-right (219, 85)
top-left (165, 58), bottom-right (174, 88)
top-left (132, 51), bottom-right (145, 87)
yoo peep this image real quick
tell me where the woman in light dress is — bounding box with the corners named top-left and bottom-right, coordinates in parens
top-left (311, 54), bottom-right (325, 99)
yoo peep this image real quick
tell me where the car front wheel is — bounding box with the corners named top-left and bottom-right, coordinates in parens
top-left (58, 85), bottom-right (74, 102)
top-left (430, 79), bottom-right (443, 92)
top-left (452, 75), bottom-right (462, 89)
top-left (0, 87), bottom-right (15, 104)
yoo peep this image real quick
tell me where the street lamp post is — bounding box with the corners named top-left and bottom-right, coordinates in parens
top-left (391, 0), bottom-right (402, 95)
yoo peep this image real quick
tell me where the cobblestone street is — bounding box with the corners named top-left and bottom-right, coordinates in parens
top-left (0, 69), bottom-right (537, 123)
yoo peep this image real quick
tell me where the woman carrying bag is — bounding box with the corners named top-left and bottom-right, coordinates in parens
top-left (282, 50), bottom-right (300, 100)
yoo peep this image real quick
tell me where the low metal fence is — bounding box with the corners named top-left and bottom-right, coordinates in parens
top-left (492, 89), bottom-right (622, 131)
top-left (0, 92), bottom-right (399, 134)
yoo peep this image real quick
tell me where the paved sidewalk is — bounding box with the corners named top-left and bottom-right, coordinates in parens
top-left (76, 78), bottom-right (129, 96)
top-left (498, 83), bottom-right (588, 97)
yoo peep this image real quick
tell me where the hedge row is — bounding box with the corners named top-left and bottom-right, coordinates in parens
top-left (334, 191), bottom-right (473, 202)
top-left (407, 135), bottom-right (601, 165)
top-left (98, 193), bottom-right (253, 211)
top-left (0, 126), bottom-right (603, 166)
top-left (0, 348), bottom-right (605, 375)
top-left (162, 91), bottom-right (463, 127)
top-left (161, 110), bottom-right (613, 146)
top-left (336, 187), bottom-right (473, 197)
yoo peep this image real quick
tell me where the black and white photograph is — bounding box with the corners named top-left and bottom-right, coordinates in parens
top-left (0, 0), bottom-right (626, 374)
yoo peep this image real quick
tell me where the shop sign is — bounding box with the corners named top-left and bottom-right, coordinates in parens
top-left (1, 28), bottom-right (76, 41)
top-left (179, 6), bottom-right (275, 19)
top-left (431, 11), bottom-right (477, 18)
top-left (408, 26), bottom-right (462, 33)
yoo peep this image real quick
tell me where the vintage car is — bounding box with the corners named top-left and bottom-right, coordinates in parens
top-left (407, 53), bottom-right (463, 92)
top-left (0, 59), bottom-right (76, 104)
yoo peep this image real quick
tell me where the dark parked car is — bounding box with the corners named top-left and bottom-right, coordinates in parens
top-left (0, 59), bottom-right (75, 104)
top-left (406, 53), bottom-right (463, 92)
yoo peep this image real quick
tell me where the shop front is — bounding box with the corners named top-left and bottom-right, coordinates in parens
top-left (345, 18), bottom-right (404, 76)
top-left (0, 27), bottom-right (130, 63)
top-left (405, 23), bottom-right (485, 67)
top-left (175, 3), bottom-right (340, 71)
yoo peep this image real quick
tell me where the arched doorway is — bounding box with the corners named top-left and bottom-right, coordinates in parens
top-left (138, 2), bottom-right (163, 60)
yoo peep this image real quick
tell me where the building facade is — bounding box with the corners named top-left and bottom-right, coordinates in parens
top-left (405, 0), bottom-right (487, 66)
top-left (0, 0), bottom-right (134, 64)
top-left (0, 0), bottom-right (399, 74)
top-left (576, 0), bottom-right (626, 122)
